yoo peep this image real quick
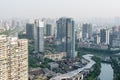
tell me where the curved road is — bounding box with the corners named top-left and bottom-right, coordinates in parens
top-left (50, 54), bottom-right (95, 80)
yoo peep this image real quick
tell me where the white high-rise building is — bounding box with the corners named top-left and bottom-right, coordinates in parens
top-left (106, 29), bottom-right (110, 44)
top-left (76, 24), bottom-right (82, 40)
top-left (94, 34), bottom-right (100, 44)
top-left (0, 20), bottom-right (2, 28)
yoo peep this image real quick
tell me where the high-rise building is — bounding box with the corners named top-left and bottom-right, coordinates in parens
top-left (94, 34), bottom-right (100, 44)
top-left (34, 19), bottom-right (44, 53)
top-left (0, 20), bottom-right (2, 28)
top-left (82, 23), bottom-right (92, 39)
top-left (46, 24), bottom-right (52, 36)
top-left (100, 29), bottom-right (110, 44)
top-left (0, 35), bottom-right (28, 80)
top-left (56, 18), bottom-right (75, 58)
top-left (11, 20), bottom-right (16, 27)
top-left (112, 26), bottom-right (120, 32)
top-left (4, 22), bottom-right (10, 31)
top-left (26, 23), bottom-right (34, 39)
top-left (75, 24), bottom-right (82, 40)
top-left (112, 26), bottom-right (119, 32)
top-left (110, 30), bottom-right (120, 45)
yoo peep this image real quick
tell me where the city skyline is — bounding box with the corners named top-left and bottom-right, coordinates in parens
top-left (0, 0), bottom-right (120, 80)
top-left (0, 0), bottom-right (120, 19)
top-left (0, 17), bottom-right (120, 80)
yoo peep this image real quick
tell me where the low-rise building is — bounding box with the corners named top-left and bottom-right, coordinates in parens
top-left (44, 52), bottom-right (66, 61)
top-left (50, 54), bottom-right (95, 80)
top-left (29, 68), bottom-right (47, 80)
top-left (48, 62), bottom-right (59, 70)
top-left (112, 39), bottom-right (120, 48)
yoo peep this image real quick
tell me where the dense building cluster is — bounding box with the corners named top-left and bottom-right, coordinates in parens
top-left (0, 35), bottom-right (28, 80)
top-left (1, 17), bottom-right (120, 80)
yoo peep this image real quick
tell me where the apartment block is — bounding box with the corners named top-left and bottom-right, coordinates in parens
top-left (0, 35), bottom-right (28, 80)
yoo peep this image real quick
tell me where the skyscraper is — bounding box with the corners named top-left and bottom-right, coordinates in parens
top-left (11, 20), bottom-right (16, 27)
top-left (34, 19), bottom-right (44, 53)
top-left (46, 24), bottom-right (52, 36)
top-left (0, 35), bottom-right (28, 80)
top-left (82, 23), bottom-right (92, 39)
top-left (100, 29), bottom-right (110, 44)
top-left (56, 18), bottom-right (75, 58)
top-left (26, 23), bottom-right (34, 39)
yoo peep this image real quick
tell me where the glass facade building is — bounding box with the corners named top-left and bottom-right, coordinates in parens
top-left (57, 18), bottom-right (75, 58)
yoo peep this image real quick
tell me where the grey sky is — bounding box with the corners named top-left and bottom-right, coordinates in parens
top-left (0, 0), bottom-right (120, 19)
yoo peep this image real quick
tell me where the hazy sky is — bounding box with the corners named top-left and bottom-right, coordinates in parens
top-left (0, 0), bottom-right (120, 19)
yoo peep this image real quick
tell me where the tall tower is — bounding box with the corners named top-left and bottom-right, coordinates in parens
top-left (56, 18), bottom-right (75, 58)
top-left (34, 19), bottom-right (44, 53)
top-left (82, 23), bottom-right (92, 39)
top-left (94, 34), bottom-right (100, 44)
top-left (100, 29), bottom-right (110, 45)
top-left (46, 24), bottom-right (52, 36)
top-left (0, 35), bottom-right (28, 80)
top-left (26, 23), bottom-right (34, 39)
